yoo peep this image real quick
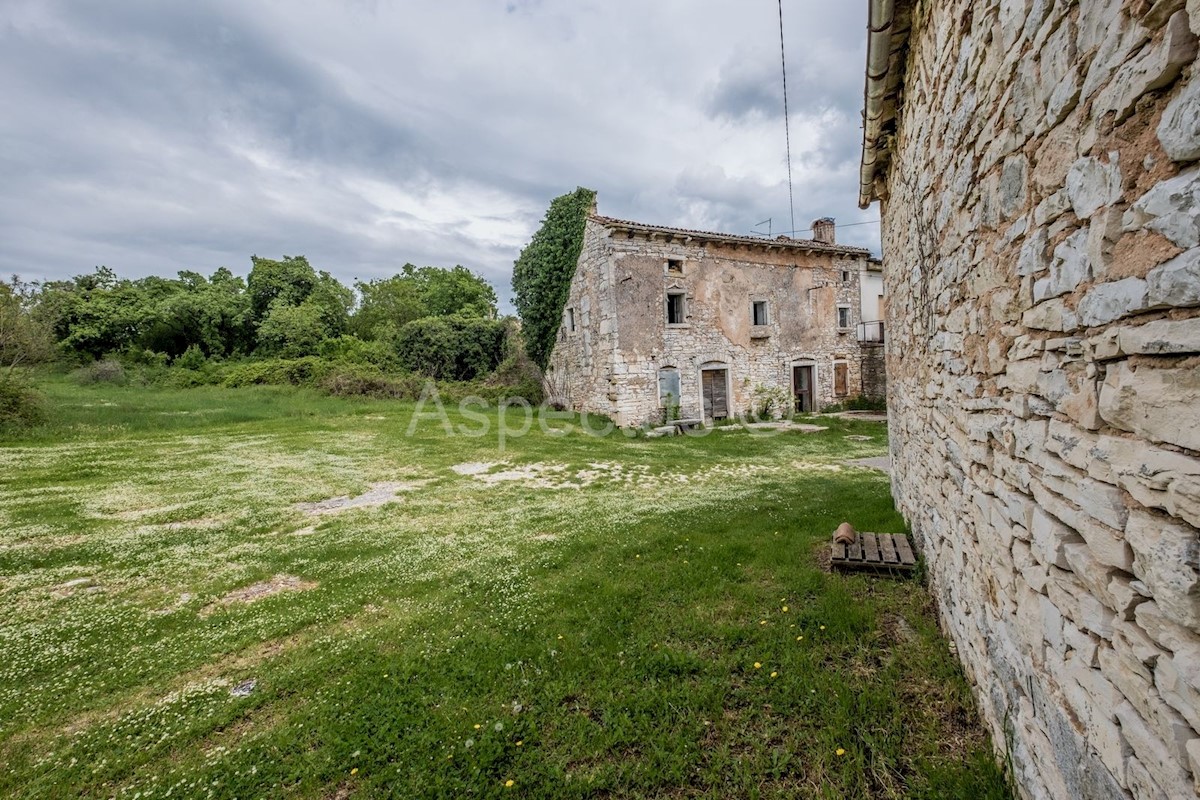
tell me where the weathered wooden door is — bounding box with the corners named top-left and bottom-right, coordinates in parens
top-left (793, 365), bottom-right (813, 412)
top-left (701, 369), bottom-right (728, 420)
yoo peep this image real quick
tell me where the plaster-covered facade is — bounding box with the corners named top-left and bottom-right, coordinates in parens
top-left (861, 1), bottom-right (1200, 798)
top-left (544, 214), bottom-right (878, 427)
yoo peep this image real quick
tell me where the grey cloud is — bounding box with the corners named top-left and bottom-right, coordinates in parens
top-left (0, 0), bottom-right (879, 312)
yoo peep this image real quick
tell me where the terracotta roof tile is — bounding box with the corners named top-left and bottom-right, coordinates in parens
top-left (590, 215), bottom-right (871, 256)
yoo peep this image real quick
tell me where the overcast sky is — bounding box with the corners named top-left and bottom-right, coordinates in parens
top-left (1, 0), bottom-right (879, 311)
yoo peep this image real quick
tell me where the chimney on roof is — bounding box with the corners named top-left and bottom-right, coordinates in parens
top-left (812, 218), bottom-right (836, 245)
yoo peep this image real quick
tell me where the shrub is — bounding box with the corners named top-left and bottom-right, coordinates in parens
top-left (318, 367), bottom-right (425, 399)
top-left (394, 316), bottom-right (506, 381)
top-left (73, 359), bottom-right (127, 385)
top-left (174, 344), bottom-right (207, 370)
top-left (221, 357), bottom-right (332, 388)
top-left (0, 379), bottom-right (45, 432)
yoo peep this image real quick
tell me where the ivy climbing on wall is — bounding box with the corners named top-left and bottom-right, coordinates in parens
top-left (511, 187), bottom-right (596, 369)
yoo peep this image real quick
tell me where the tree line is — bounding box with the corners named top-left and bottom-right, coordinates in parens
top-left (2, 187), bottom-right (596, 431)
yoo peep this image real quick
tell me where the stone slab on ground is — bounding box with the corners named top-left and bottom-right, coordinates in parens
top-left (848, 456), bottom-right (893, 474)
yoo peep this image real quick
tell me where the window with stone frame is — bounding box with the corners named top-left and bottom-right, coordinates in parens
top-left (752, 300), bottom-right (769, 326)
top-left (566, 307), bottom-right (576, 333)
top-left (666, 292), bottom-right (686, 325)
top-left (837, 305), bottom-right (851, 329)
top-left (666, 258), bottom-right (684, 275)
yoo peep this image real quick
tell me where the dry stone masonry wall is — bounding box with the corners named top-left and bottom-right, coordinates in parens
top-left (546, 217), bottom-right (873, 427)
top-left (878, 1), bottom-right (1200, 798)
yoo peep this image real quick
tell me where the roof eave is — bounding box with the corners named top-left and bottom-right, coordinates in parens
top-left (858, 0), bottom-right (915, 209)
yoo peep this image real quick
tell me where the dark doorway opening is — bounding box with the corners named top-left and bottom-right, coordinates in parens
top-left (793, 365), bottom-right (814, 413)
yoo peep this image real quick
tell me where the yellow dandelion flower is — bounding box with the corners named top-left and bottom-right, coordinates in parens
top-left (782, 606), bottom-right (789, 612)
top-left (770, 671), bottom-right (778, 678)
top-left (753, 662), bottom-right (762, 669)
top-left (350, 767), bottom-right (359, 775)
top-left (797, 635), bottom-right (804, 641)
top-left (474, 724), bottom-right (482, 730)
top-left (759, 620), bottom-right (767, 625)
top-left (557, 635), bottom-right (564, 640)
top-left (516, 740), bottom-right (523, 746)
top-left (836, 748), bottom-right (846, 756)
top-left (505, 779), bottom-right (515, 787)
top-left (820, 625), bottom-right (826, 630)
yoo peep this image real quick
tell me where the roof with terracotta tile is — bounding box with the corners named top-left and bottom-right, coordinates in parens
top-left (590, 215), bottom-right (872, 257)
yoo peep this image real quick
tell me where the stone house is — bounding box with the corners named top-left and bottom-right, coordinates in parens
top-left (544, 212), bottom-right (880, 427)
top-left (860, 1), bottom-right (1200, 798)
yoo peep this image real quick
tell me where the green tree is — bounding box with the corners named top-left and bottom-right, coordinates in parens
top-left (247, 256), bottom-right (319, 322)
top-left (256, 301), bottom-right (329, 357)
top-left (352, 275), bottom-right (427, 341)
top-left (35, 268), bottom-right (154, 360)
top-left (0, 276), bottom-right (52, 375)
top-left (512, 187), bottom-right (595, 368)
top-left (401, 264), bottom-right (497, 318)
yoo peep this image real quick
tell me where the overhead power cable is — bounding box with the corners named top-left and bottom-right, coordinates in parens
top-left (778, 0), bottom-right (795, 239)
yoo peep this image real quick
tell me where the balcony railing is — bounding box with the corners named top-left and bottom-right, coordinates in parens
top-left (857, 320), bottom-right (885, 343)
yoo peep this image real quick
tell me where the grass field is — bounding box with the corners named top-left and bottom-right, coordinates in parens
top-left (0, 379), bottom-right (1011, 799)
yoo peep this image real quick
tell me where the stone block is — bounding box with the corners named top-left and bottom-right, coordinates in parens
top-left (1089, 207), bottom-right (1125, 278)
top-left (1018, 227), bottom-right (1051, 276)
top-left (1146, 245), bottom-right (1200, 307)
top-left (1033, 505), bottom-right (1082, 569)
top-left (1155, 654), bottom-right (1200, 733)
top-left (1079, 278), bottom-right (1150, 326)
top-left (1031, 477), bottom-right (1135, 571)
top-left (1114, 700), bottom-right (1196, 794)
top-left (1100, 361), bottom-right (1200, 452)
top-left (1094, 10), bottom-right (1198, 124)
top-left (1125, 509), bottom-right (1200, 632)
top-left (1067, 155), bottom-right (1123, 220)
top-left (1041, 456), bottom-right (1132, 531)
top-left (1023, 297), bottom-right (1080, 332)
top-left (1123, 755), bottom-right (1169, 800)
top-left (1126, 167), bottom-right (1200, 249)
top-left (1035, 189), bottom-right (1073, 227)
top-left (1120, 317), bottom-right (1200, 355)
top-left (1187, 738), bottom-right (1200, 794)
top-left (1159, 66), bottom-right (1200, 161)
top-left (1039, 229), bottom-right (1092, 301)
top-left (1050, 568), bottom-right (1118, 639)
top-left (1140, 0), bottom-right (1188, 29)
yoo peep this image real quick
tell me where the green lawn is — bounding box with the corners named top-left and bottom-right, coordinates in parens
top-left (0, 379), bottom-right (1011, 799)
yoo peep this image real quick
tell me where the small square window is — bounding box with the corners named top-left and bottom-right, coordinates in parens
top-left (752, 300), bottom-right (768, 326)
top-left (840, 270), bottom-right (850, 282)
top-left (666, 292), bottom-right (685, 324)
top-left (667, 258), bottom-right (684, 274)
top-left (837, 306), bottom-right (851, 329)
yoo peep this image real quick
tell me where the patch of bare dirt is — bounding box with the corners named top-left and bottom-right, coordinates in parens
top-left (203, 575), bottom-right (316, 614)
top-left (295, 481), bottom-right (426, 516)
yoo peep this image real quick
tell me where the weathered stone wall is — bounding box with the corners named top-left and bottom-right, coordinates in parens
top-left (546, 218), bottom-right (873, 426)
top-left (879, 2), bottom-right (1200, 798)
top-left (861, 343), bottom-right (887, 402)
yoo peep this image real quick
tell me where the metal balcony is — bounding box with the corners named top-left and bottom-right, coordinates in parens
top-left (857, 320), bottom-right (885, 344)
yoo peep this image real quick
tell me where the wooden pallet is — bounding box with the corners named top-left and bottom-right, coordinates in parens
top-left (831, 532), bottom-right (917, 574)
